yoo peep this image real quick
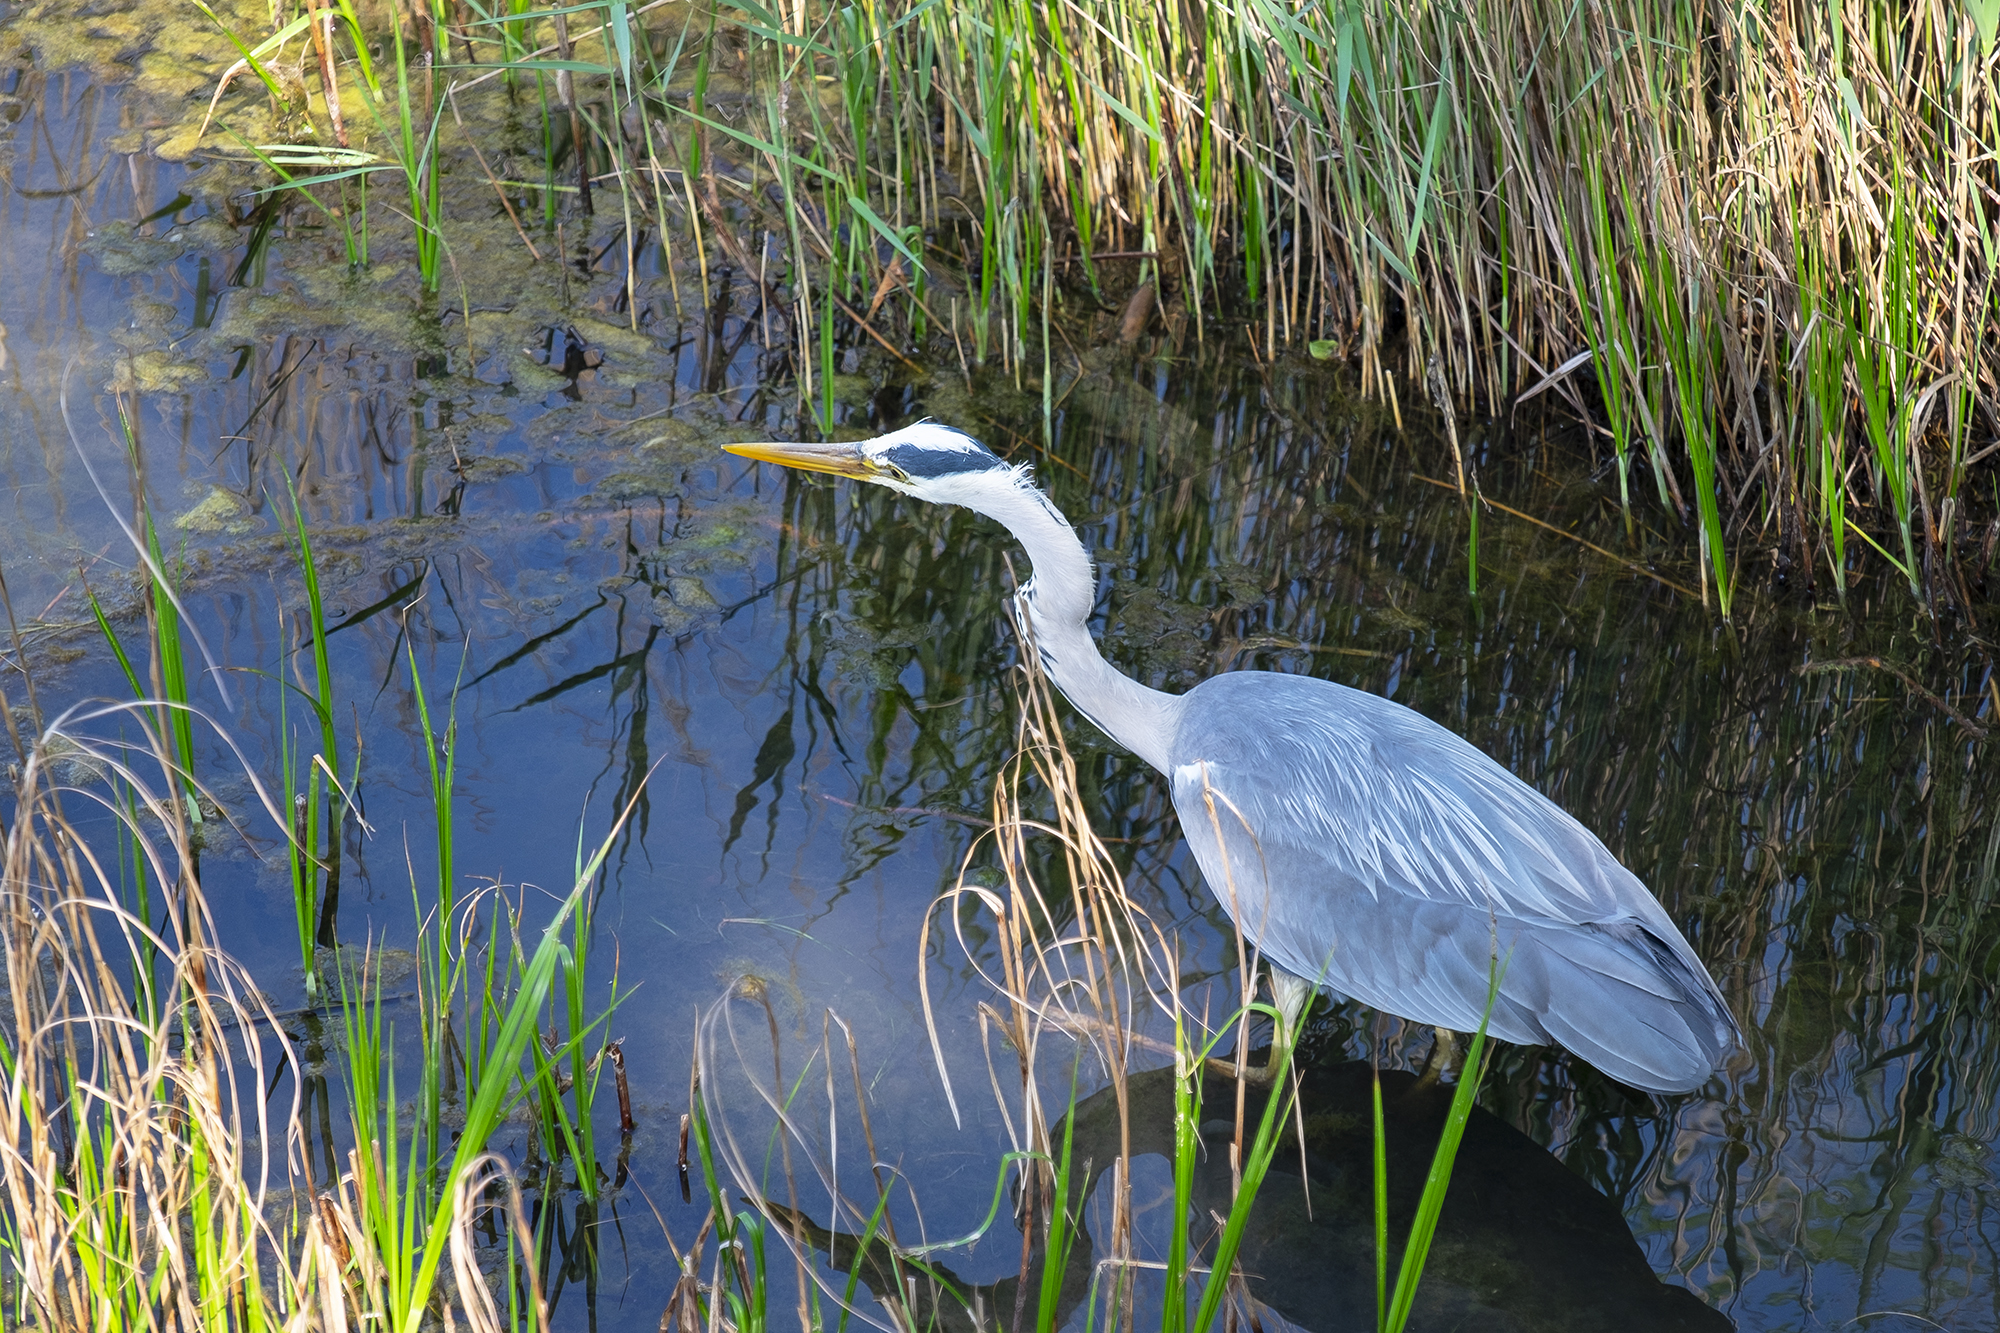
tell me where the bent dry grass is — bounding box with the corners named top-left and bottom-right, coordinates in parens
top-left (185, 0), bottom-right (2000, 615)
top-left (691, 639), bottom-right (1489, 1333)
top-left (0, 677), bottom-right (641, 1332)
top-left (0, 418), bottom-right (647, 1329)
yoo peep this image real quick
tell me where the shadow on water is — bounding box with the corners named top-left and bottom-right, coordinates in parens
top-left (2, 27), bottom-right (1999, 1333)
top-left (774, 1063), bottom-right (1730, 1333)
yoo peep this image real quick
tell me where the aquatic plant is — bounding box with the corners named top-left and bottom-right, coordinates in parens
top-left (187, 0), bottom-right (2000, 611)
top-left (0, 671), bottom-right (640, 1331)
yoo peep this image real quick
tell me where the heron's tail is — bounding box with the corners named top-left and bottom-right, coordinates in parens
top-left (1514, 920), bottom-right (1739, 1094)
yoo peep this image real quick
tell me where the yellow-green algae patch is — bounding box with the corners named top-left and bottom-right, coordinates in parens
top-left (570, 314), bottom-right (656, 361)
top-left (109, 349), bottom-right (207, 394)
top-left (86, 221), bottom-right (190, 277)
top-left (175, 486), bottom-right (258, 535)
top-left (6, 0), bottom-right (284, 157)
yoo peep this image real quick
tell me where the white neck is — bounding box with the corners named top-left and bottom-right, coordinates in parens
top-left (941, 476), bottom-right (1183, 772)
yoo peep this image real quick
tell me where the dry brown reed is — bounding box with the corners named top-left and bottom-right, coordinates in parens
top-left (692, 635), bottom-right (1292, 1333)
top-left (0, 697), bottom-right (296, 1330)
top-left (0, 692), bottom-right (547, 1332)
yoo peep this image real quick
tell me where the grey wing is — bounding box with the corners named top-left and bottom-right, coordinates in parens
top-left (1167, 674), bottom-right (1737, 1094)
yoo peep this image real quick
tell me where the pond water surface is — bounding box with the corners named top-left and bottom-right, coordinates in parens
top-left (4, 36), bottom-right (1999, 1333)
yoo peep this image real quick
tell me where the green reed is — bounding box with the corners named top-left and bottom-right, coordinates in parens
top-left (1792, 220), bottom-right (1853, 599)
top-left (276, 668), bottom-right (319, 999)
top-left (81, 410), bottom-right (216, 1034)
top-left (402, 638), bottom-right (457, 1226)
top-left (99, 400), bottom-right (202, 819)
top-left (1376, 975), bottom-right (1497, 1332)
top-left (1, 423), bottom-right (636, 1329)
top-left (1848, 173), bottom-right (1924, 597)
top-left (280, 477), bottom-right (340, 998)
top-left (195, 0), bottom-right (447, 287)
top-left (397, 635), bottom-right (624, 1221)
top-left (1559, 156), bottom-right (1640, 532)
top-left (336, 850), bottom-right (617, 1333)
top-left (1177, 1013), bottom-right (1308, 1333)
top-left (189, 0), bottom-right (2000, 595)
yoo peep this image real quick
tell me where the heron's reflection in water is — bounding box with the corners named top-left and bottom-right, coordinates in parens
top-left (778, 1063), bottom-right (1729, 1333)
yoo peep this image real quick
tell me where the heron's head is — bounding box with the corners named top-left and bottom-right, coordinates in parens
top-left (727, 419), bottom-right (1092, 625)
top-left (724, 421), bottom-right (1029, 510)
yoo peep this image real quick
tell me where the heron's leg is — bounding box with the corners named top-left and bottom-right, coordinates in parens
top-left (1411, 1027), bottom-right (1463, 1091)
top-left (1205, 966), bottom-right (1314, 1086)
top-left (1267, 967), bottom-right (1315, 1063)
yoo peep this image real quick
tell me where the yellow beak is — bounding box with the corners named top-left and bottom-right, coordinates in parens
top-left (724, 440), bottom-right (880, 480)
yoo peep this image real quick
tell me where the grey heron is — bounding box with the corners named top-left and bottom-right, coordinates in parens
top-left (726, 422), bottom-right (1739, 1094)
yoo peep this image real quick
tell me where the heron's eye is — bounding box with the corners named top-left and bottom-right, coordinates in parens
top-left (878, 459), bottom-right (911, 483)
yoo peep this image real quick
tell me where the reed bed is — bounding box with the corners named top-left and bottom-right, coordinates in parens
top-left (183, 0), bottom-right (2000, 615)
top-left (0, 680), bottom-right (638, 1331)
top-left (0, 696), bottom-right (301, 1330)
top-left (0, 672), bottom-right (637, 1328)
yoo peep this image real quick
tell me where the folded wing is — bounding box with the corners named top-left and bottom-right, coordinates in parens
top-left (1168, 673), bottom-right (1736, 1093)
